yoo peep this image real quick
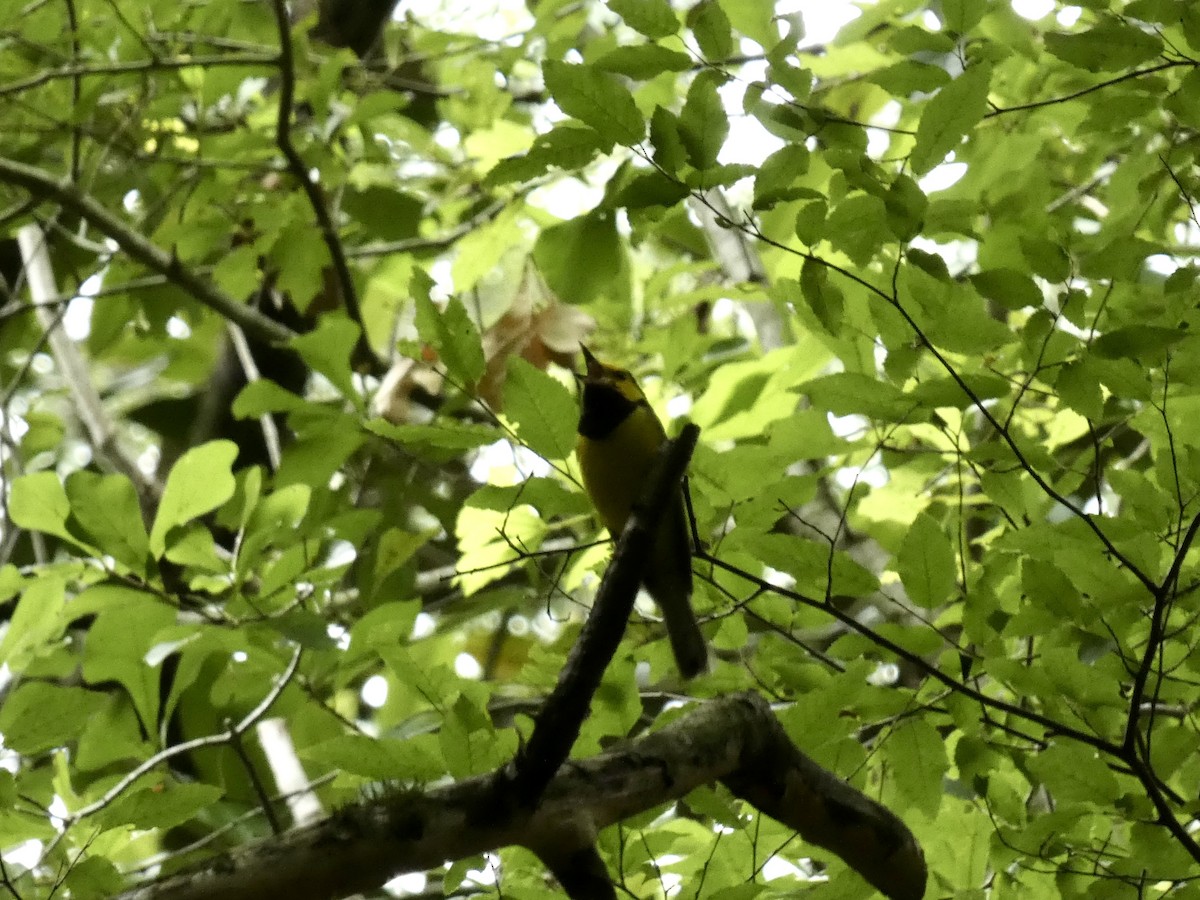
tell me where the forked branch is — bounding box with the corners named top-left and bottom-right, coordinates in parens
top-left (115, 693), bottom-right (925, 900)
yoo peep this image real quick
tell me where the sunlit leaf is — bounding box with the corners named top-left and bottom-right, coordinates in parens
top-left (149, 441), bottom-right (238, 558)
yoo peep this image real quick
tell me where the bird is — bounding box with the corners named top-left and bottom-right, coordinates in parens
top-left (575, 345), bottom-right (707, 678)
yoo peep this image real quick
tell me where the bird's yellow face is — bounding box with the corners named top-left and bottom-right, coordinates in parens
top-left (580, 345), bottom-right (646, 405)
top-left (576, 346), bottom-right (656, 441)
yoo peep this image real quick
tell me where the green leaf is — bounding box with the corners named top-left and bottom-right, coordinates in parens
top-left (1019, 235), bottom-right (1070, 282)
top-left (543, 60), bottom-right (645, 147)
top-left (0, 575), bottom-right (66, 671)
top-left (83, 597), bottom-right (177, 729)
top-left (608, 0), bottom-right (678, 39)
top-left (1026, 744), bottom-right (1120, 804)
top-left (61, 854), bottom-right (124, 898)
top-left (271, 220), bottom-right (332, 312)
top-left (885, 719), bottom-right (949, 818)
top-left (366, 420), bottom-right (499, 458)
top-left (18, 410), bottom-right (64, 458)
top-left (413, 289), bottom-right (486, 389)
top-left (149, 441), bottom-right (239, 558)
top-left (802, 372), bottom-right (913, 421)
top-left (275, 417), bottom-right (367, 489)
top-left (342, 187), bottom-right (423, 241)
top-left (793, 197), bottom-right (828, 245)
top-left (730, 532), bottom-right (879, 597)
top-left (867, 61), bottom-right (950, 96)
top-left (898, 512), bottom-right (957, 607)
top-left (101, 782), bottom-right (224, 831)
top-left (910, 64), bottom-right (992, 175)
top-left (1185, 4), bottom-right (1200, 53)
top-left (903, 266), bottom-right (1017, 353)
top-left (753, 145), bottom-right (811, 209)
top-left (683, 161), bottom-right (754, 189)
top-left (303, 734), bottom-right (446, 780)
top-left (970, 268), bottom-right (1043, 310)
top-left (0, 565), bottom-right (19, 604)
top-left (0, 682), bottom-right (103, 753)
top-left (939, 0), bottom-right (986, 33)
top-left (164, 522), bottom-right (226, 572)
top-left (1055, 361), bottom-right (1103, 419)
top-left (679, 71), bottom-right (728, 170)
top-left (611, 169), bottom-right (690, 208)
top-left (231, 379), bottom-right (308, 419)
top-left (825, 192), bottom-right (891, 265)
top-left (594, 45), bottom-right (692, 79)
top-left (798, 262), bottom-right (844, 334)
top-left (724, 0), bottom-right (776, 47)
top-left (533, 211), bottom-right (625, 305)
top-left (1045, 22), bottom-right (1162, 72)
top-left (485, 125), bottom-right (610, 186)
top-left (9, 471), bottom-right (72, 541)
top-left (907, 373), bottom-right (1010, 408)
top-left (291, 315), bottom-right (361, 403)
top-left (1092, 325), bottom-right (1186, 362)
top-left (650, 106), bottom-right (687, 172)
top-left (884, 174), bottom-right (928, 241)
top-left (467, 477), bottom-right (590, 518)
top-left (687, 0), bottom-right (733, 60)
top-left (502, 357), bottom-right (578, 461)
top-left (212, 244), bottom-right (261, 299)
top-left (65, 472), bottom-right (150, 572)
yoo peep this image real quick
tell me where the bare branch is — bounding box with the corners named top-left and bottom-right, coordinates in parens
top-left (15, 224), bottom-right (160, 509)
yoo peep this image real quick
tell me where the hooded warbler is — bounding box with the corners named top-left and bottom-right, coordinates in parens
top-left (575, 346), bottom-right (707, 678)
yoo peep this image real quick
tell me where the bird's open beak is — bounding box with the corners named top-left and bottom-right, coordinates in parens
top-left (579, 344), bottom-right (603, 380)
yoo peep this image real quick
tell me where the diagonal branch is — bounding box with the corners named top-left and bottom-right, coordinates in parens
top-left (985, 61), bottom-right (1192, 117)
top-left (15, 224), bottom-right (161, 512)
top-left (505, 424), bottom-right (700, 806)
top-left (0, 156), bottom-right (296, 346)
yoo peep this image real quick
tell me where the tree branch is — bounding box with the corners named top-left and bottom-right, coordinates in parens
top-left (0, 156), bottom-right (297, 346)
top-left (269, 0), bottom-right (374, 367)
top-left (506, 424), bottom-right (700, 805)
top-left (15, 224), bottom-right (160, 512)
top-left (0, 54), bottom-right (279, 99)
top-left (114, 693), bottom-right (925, 900)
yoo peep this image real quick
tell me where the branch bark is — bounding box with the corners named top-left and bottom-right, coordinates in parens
top-left (0, 156), bottom-right (297, 346)
top-left (115, 693), bottom-right (925, 900)
top-left (507, 423), bottom-right (700, 805)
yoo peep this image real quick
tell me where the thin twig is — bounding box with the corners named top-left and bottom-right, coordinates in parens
top-left (15, 224), bottom-right (161, 509)
top-left (268, 0), bottom-right (372, 366)
top-left (985, 61), bottom-right (1192, 117)
top-left (57, 646), bottom-right (302, 826)
top-left (0, 54), bottom-right (279, 99)
top-left (226, 322), bottom-right (282, 471)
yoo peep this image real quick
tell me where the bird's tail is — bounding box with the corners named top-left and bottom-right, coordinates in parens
top-left (643, 500), bottom-right (707, 678)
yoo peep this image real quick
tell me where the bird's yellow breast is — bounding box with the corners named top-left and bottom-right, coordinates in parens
top-left (576, 405), bottom-right (667, 538)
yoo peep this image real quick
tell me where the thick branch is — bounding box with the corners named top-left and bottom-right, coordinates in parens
top-left (0, 156), bottom-right (296, 346)
top-left (508, 424), bottom-right (700, 804)
top-left (115, 693), bottom-right (925, 900)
